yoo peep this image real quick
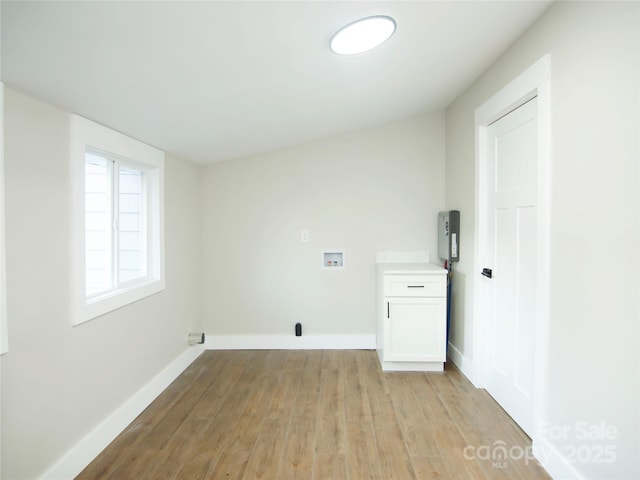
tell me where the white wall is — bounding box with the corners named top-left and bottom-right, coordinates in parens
top-left (202, 113), bottom-right (445, 341)
top-left (1, 88), bottom-right (203, 479)
top-left (446, 2), bottom-right (639, 478)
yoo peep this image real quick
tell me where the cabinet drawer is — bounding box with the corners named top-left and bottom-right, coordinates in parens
top-left (384, 275), bottom-right (446, 297)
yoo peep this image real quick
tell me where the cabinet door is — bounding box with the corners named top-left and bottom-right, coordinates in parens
top-left (385, 297), bottom-right (446, 362)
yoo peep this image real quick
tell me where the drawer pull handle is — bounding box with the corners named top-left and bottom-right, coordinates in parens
top-left (407, 285), bottom-right (425, 288)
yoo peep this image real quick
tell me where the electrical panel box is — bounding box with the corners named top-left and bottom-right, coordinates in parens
top-left (438, 210), bottom-right (460, 262)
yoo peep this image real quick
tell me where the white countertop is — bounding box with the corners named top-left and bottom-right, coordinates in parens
top-left (376, 262), bottom-right (447, 274)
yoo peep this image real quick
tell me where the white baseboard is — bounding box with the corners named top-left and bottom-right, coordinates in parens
top-left (40, 345), bottom-right (204, 480)
top-left (447, 343), bottom-right (589, 480)
top-left (447, 341), bottom-right (480, 386)
top-left (205, 334), bottom-right (376, 350)
top-left (533, 436), bottom-right (586, 480)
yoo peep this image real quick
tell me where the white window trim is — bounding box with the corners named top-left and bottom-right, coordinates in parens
top-left (71, 114), bottom-right (165, 325)
top-left (0, 83), bottom-right (8, 354)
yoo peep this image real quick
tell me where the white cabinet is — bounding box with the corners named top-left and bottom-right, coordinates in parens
top-left (377, 263), bottom-right (447, 372)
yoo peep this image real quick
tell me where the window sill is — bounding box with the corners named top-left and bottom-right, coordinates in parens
top-left (73, 278), bottom-right (165, 326)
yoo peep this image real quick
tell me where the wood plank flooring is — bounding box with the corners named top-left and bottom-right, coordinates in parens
top-left (76, 350), bottom-right (551, 480)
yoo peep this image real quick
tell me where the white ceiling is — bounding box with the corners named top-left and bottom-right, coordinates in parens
top-left (1, 1), bottom-right (551, 165)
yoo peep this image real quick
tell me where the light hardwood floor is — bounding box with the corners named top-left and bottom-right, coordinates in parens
top-left (76, 350), bottom-right (551, 480)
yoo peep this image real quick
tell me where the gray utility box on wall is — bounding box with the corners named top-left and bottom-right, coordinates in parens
top-left (438, 210), bottom-right (460, 262)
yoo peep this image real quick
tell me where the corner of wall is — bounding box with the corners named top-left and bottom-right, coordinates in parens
top-left (39, 346), bottom-right (204, 480)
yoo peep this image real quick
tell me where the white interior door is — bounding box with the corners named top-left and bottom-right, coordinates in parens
top-left (483, 97), bottom-right (537, 436)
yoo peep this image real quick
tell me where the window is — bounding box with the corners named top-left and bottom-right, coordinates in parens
top-left (72, 115), bottom-right (164, 325)
top-left (85, 151), bottom-right (148, 296)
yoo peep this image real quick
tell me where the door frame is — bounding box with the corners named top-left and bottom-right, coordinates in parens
top-left (472, 55), bottom-right (551, 443)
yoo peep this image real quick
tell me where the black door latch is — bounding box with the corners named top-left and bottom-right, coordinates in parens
top-left (481, 268), bottom-right (493, 279)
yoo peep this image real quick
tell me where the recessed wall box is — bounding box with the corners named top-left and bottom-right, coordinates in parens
top-left (322, 250), bottom-right (345, 269)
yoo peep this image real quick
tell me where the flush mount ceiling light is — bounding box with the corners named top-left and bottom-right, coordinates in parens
top-left (330, 15), bottom-right (396, 55)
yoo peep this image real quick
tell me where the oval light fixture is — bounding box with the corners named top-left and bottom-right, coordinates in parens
top-left (330, 15), bottom-right (396, 55)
